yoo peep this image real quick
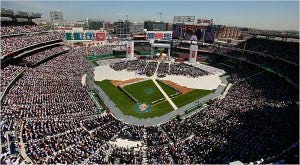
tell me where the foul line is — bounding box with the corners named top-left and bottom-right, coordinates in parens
top-left (152, 79), bottom-right (178, 110)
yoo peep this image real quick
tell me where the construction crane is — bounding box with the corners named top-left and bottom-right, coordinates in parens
top-left (115, 12), bottom-right (128, 20)
top-left (157, 11), bottom-right (163, 21)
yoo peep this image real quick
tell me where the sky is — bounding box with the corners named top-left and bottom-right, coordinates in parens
top-left (1, 1), bottom-right (299, 30)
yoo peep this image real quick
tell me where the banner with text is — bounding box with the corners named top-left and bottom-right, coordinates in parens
top-left (95, 32), bottom-right (106, 41)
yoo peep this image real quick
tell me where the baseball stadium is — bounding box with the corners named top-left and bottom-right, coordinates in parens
top-left (0, 2), bottom-right (299, 165)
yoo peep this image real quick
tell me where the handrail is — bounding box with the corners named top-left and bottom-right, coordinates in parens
top-left (1, 31), bottom-right (49, 38)
top-left (28, 49), bottom-right (69, 67)
top-left (1, 39), bottom-right (63, 60)
top-left (13, 42), bottom-right (63, 59)
top-left (0, 68), bottom-right (26, 102)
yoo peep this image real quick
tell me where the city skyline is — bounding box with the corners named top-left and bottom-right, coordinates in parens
top-left (1, 1), bottom-right (299, 31)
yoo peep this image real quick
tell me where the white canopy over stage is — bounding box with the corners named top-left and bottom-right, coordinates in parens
top-left (93, 62), bottom-right (223, 90)
top-left (151, 43), bottom-right (171, 59)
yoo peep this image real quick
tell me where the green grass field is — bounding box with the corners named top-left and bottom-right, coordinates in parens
top-left (171, 89), bottom-right (213, 108)
top-left (123, 80), bottom-right (165, 104)
top-left (91, 60), bottom-right (100, 66)
top-left (96, 79), bottom-right (213, 118)
top-left (96, 80), bottom-right (174, 118)
top-left (156, 80), bottom-right (178, 97)
top-left (96, 80), bottom-right (135, 110)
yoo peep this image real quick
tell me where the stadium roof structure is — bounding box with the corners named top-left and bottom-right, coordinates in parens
top-left (1, 8), bottom-right (14, 17)
top-left (1, 8), bottom-right (42, 19)
top-left (248, 30), bottom-right (299, 39)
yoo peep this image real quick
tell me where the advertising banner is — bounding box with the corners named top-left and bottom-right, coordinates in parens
top-left (197, 19), bottom-right (213, 25)
top-left (85, 32), bottom-right (94, 40)
top-left (74, 32), bottom-right (84, 40)
top-left (95, 32), bottom-right (106, 41)
top-left (126, 41), bottom-right (134, 59)
top-left (189, 44), bottom-right (198, 63)
top-left (65, 32), bottom-right (72, 40)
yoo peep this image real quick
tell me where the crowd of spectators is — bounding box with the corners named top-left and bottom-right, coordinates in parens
top-left (264, 58), bottom-right (299, 84)
top-left (26, 128), bottom-right (88, 163)
top-left (154, 65), bottom-right (298, 164)
top-left (1, 32), bottom-right (64, 56)
top-left (1, 35), bottom-right (298, 164)
top-left (169, 63), bottom-right (209, 77)
top-left (87, 147), bottom-right (108, 164)
top-left (218, 48), bottom-right (299, 84)
top-left (145, 127), bottom-right (170, 146)
top-left (95, 58), bottom-right (124, 66)
top-left (87, 45), bottom-right (126, 56)
top-left (127, 60), bottom-right (148, 73)
top-left (110, 61), bottom-right (129, 71)
top-left (238, 38), bottom-right (299, 64)
top-left (41, 114), bottom-right (124, 164)
top-left (82, 115), bottom-right (116, 131)
top-left (87, 46), bottom-right (112, 56)
top-left (147, 146), bottom-right (173, 164)
top-left (110, 60), bottom-right (209, 78)
top-left (143, 62), bottom-right (157, 76)
top-left (176, 53), bottom-right (207, 62)
top-left (23, 111), bottom-right (131, 164)
top-left (1, 25), bottom-right (45, 36)
top-left (22, 118), bottom-right (81, 142)
top-left (109, 145), bottom-right (143, 164)
top-left (161, 61), bottom-right (211, 78)
top-left (0, 64), bottom-right (24, 92)
top-left (23, 46), bottom-right (66, 64)
top-left (2, 48), bottom-right (136, 164)
top-left (109, 60), bottom-right (148, 74)
top-left (1, 48), bottom-right (94, 163)
top-left (118, 125), bottom-right (144, 141)
top-left (156, 62), bottom-right (170, 76)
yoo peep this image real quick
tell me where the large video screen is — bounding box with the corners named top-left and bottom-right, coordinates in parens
top-left (172, 24), bottom-right (215, 43)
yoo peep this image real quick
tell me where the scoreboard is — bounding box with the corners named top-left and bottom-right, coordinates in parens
top-left (146, 31), bottom-right (173, 41)
top-left (173, 16), bottom-right (195, 23)
top-left (63, 31), bottom-right (105, 41)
